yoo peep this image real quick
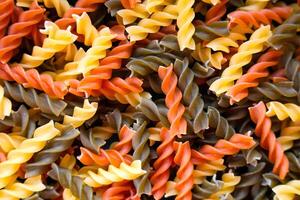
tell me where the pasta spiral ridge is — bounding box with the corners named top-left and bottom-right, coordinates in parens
top-left (176, 0), bottom-right (195, 50)
top-left (4, 81), bottom-right (67, 117)
top-left (205, 0), bottom-right (228, 24)
top-left (0, 133), bottom-right (25, 154)
top-left (43, 0), bottom-right (70, 17)
top-left (173, 58), bottom-right (209, 133)
top-left (208, 173), bottom-right (241, 199)
top-left (78, 147), bottom-right (132, 167)
top-left (158, 65), bottom-right (187, 136)
top-left (117, 3), bottom-right (150, 25)
top-left (193, 159), bottom-right (225, 184)
top-left (132, 120), bottom-right (151, 195)
top-left (247, 81), bottom-right (298, 102)
top-left (249, 101), bottom-right (289, 179)
top-left (0, 176), bottom-right (45, 199)
top-left (0, 0), bottom-right (14, 39)
top-left (102, 181), bottom-right (138, 200)
top-left (209, 25), bottom-right (272, 96)
top-left (278, 122), bottom-right (300, 151)
top-left (112, 124), bottom-right (135, 155)
top-left (105, 0), bottom-right (123, 17)
top-left (191, 134), bottom-right (256, 164)
top-left (0, 2), bottom-right (45, 63)
top-left (173, 141), bottom-right (194, 200)
top-left (194, 21), bottom-right (229, 42)
top-left (268, 9), bottom-right (300, 49)
top-left (0, 84), bottom-right (11, 120)
top-left (84, 160), bottom-right (146, 187)
top-left (239, 0), bottom-right (269, 11)
top-left (77, 42), bottom-right (133, 95)
top-left (126, 5), bottom-right (177, 41)
top-left (273, 180), bottom-right (300, 200)
top-left (207, 106), bottom-right (235, 140)
top-left (228, 50), bottom-right (282, 103)
top-left (55, 0), bottom-right (106, 29)
top-left (150, 127), bottom-right (174, 200)
top-left (266, 101), bottom-right (300, 122)
top-left (0, 121), bottom-right (60, 189)
top-left (48, 163), bottom-right (97, 200)
top-left (25, 127), bottom-right (80, 178)
top-left (21, 21), bottom-right (78, 68)
top-left (191, 177), bottom-right (223, 199)
top-left (228, 7), bottom-right (293, 32)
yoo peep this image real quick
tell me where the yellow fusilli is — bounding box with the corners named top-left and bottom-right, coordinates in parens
top-left (117, 3), bottom-right (150, 25)
top-left (278, 121), bottom-right (300, 151)
top-left (273, 180), bottom-right (300, 200)
top-left (0, 85), bottom-right (12, 120)
top-left (266, 101), bottom-right (300, 122)
top-left (193, 159), bottom-right (226, 184)
top-left (0, 133), bottom-right (25, 153)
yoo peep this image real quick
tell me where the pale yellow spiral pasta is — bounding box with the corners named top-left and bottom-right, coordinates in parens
top-left (278, 121), bottom-right (300, 151)
top-left (176, 0), bottom-right (195, 50)
top-left (126, 5), bottom-right (177, 41)
top-left (193, 159), bottom-right (226, 184)
top-left (266, 101), bottom-right (300, 122)
top-left (0, 85), bottom-right (12, 120)
top-left (239, 0), bottom-right (269, 11)
top-left (209, 25), bottom-right (271, 96)
top-left (208, 173), bottom-right (241, 200)
top-left (117, 3), bottom-right (150, 25)
top-left (0, 121), bottom-right (60, 189)
top-left (72, 12), bottom-right (99, 46)
top-left (0, 133), bottom-right (25, 153)
top-left (63, 188), bottom-right (79, 200)
top-left (273, 180), bottom-right (300, 200)
top-left (84, 160), bottom-right (146, 187)
top-left (20, 21), bottom-right (77, 68)
top-left (145, 0), bottom-right (173, 13)
top-left (60, 99), bottom-right (98, 129)
top-left (206, 32), bottom-right (247, 53)
top-left (0, 176), bottom-right (45, 200)
top-left (192, 43), bottom-right (225, 69)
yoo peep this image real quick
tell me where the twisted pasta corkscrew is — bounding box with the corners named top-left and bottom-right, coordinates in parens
top-left (249, 101), bottom-right (289, 179)
top-left (43, 0), bottom-right (70, 17)
top-left (84, 160), bottom-right (146, 187)
top-left (278, 122), bottom-right (300, 151)
top-left (0, 84), bottom-right (11, 120)
top-left (191, 134), bottom-right (255, 164)
top-left (158, 65), bottom-right (187, 136)
top-left (151, 128), bottom-right (174, 200)
top-left (266, 101), bottom-right (300, 122)
top-left (0, 121), bottom-right (60, 189)
top-left (0, 176), bottom-right (45, 199)
top-left (21, 21), bottom-right (77, 68)
top-left (193, 159), bottom-right (225, 184)
top-left (126, 5), bottom-right (177, 41)
top-left (176, 0), bottom-right (195, 50)
top-left (205, 0), bottom-right (228, 24)
top-left (273, 180), bottom-right (300, 200)
top-left (228, 50), bottom-right (282, 103)
top-left (117, 3), bottom-right (150, 25)
top-left (0, 0), bottom-right (14, 39)
top-left (173, 141), bottom-right (194, 200)
top-left (0, 63), bottom-right (68, 99)
top-left (209, 25), bottom-right (272, 96)
top-left (0, 133), bottom-right (25, 153)
top-left (0, 1), bottom-right (45, 63)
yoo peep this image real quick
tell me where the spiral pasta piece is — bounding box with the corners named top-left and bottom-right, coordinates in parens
top-left (48, 164), bottom-right (97, 200)
top-left (266, 101), bottom-right (300, 122)
top-left (249, 101), bottom-right (289, 179)
top-left (193, 159), bottom-right (225, 184)
top-left (228, 7), bottom-right (292, 31)
top-left (0, 133), bottom-right (25, 153)
top-left (0, 63), bottom-right (68, 99)
top-left (205, 0), bottom-right (228, 24)
top-left (62, 99), bottom-right (98, 129)
top-left (194, 21), bottom-right (229, 42)
top-left (20, 21), bottom-right (77, 68)
top-left (126, 5), bottom-right (177, 41)
top-left (176, 0), bottom-right (195, 50)
top-left (0, 176), bottom-right (45, 200)
top-left (0, 0), bottom-right (14, 39)
top-left (42, 0), bottom-right (70, 17)
top-left (112, 124), bottom-right (135, 155)
top-left (277, 122), bottom-right (300, 151)
top-left (25, 127), bottom-right (79, 178)
top-left (208, 173), bottom-right (241, 200)
top-left (192, 134), bottom-right (255, 164)
top-left (0, 84), bottom-right (11, 120)
top-left (228, 50), bottom-right (282, 103)
top-left (273, 180), bottom-right (300, 200)
top-left (4, 81), bottom-right (67, 117)
top-left (72, 12), bottom-right (99, 46)
top-left (173, 141), bottom-right (194, 200)
top-left (158, 64), bottom-right (187, 136)
top-left (239, 0), bottom-right (269, 11)
top-left (0, 2), bottom-right (45, 63)
top-left (84, 160), bottom-right (146, 187)
top-left (0, 121), bottom-right (60, 189)
top-left (209, 25), bottom-right (272, 96)
top-left (173, 58), bottom-right (209, 133)
top-left (117, 3), bottom-right (150, 25)
top-left (150, 127), bottom-right (174, 200)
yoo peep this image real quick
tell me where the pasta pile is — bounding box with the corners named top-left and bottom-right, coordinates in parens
top-left (0, 0), bottom-right (300, 199)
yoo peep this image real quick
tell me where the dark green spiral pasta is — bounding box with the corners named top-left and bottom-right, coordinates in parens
top-left (25, 127), bottom-right (80, 177)
top-left (192, 177), bottom-right (223, 199)
top-left (194, 21), bottom-right (229, 41)
top-left (105, 0), bottom-right (122, 16)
